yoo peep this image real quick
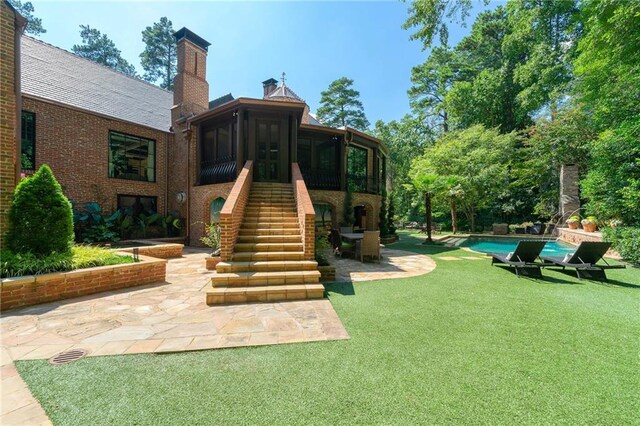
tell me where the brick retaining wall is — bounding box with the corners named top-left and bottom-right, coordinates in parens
top-left (119, 242), bottom-right (183, 259)
top-left (219, 161), bottom-right (253, 261)
top-left (292, 163), bottom-right (315, 260)
top-left (0, 254), bottom-right (166, 311)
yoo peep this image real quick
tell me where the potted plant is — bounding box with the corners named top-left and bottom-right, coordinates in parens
top-left (201, 222), bottom-right (222, 270)
top-left (581, 216), bottom-right (598, 232)
top-left (566, 215), bottom-right (580, 230)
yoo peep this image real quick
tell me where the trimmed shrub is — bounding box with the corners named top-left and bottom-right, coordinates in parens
top-left (603, 227), bottom-right (640, 265)
top-left (342, 189), bottom-right (355, 227)
top-left (6, 165), bottom-right (74, 255)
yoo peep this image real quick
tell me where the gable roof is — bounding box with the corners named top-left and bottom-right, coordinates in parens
top-left (20, 36), bottom-right (173, 132)
top-left (209, 93), bottom-right (234, 109)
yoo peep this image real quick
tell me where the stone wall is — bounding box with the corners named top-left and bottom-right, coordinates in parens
top-left (560, 164), bottom-right (580, 220)
top-left (0, 254), bottom-right (166, 311)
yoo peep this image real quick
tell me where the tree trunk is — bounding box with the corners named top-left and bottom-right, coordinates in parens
top-left (450, 199), bottom-right (458, 234)
top-left (442, 111), bottom-right (449, 133)
top-left (470, 209), bottom-right (476, 233)
top-left (422, 192), bottom-right (433, 244)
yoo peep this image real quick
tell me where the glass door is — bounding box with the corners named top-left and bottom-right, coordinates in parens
top-left (255, 120), bottom-right (280, 182)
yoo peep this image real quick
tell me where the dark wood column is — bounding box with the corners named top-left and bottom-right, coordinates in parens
top-left (340, 140), bottom-right (348, 191)
top-left (236, 108), bottom-right (244, 177)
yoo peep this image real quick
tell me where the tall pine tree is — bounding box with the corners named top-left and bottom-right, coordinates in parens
top-left (72, 25), bottom-right (137, 77)
top-left (317, 77), bottom-right (370, 131)
top-left (8, 0), bottom-right (46, 36)
top-left (140, 17), bottom-right (177, 90)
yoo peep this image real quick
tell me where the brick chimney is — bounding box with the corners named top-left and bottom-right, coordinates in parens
top-left (172, 27), bottom-right (211, 118)
top-left (262, 78), bottom-right (278, 98)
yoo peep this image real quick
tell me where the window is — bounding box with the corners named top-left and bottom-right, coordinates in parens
top-left (201, 120), bottom-right (236, 162)
top-left (298, 138), bottom-right (312, 171)
top-left (210, 197), bottom-right (225, 223)
top-left (347, 145), bottom-right (368, 192)
top-left (117, 195), bottom-right (157, 217)
top-left (21, 111), bottom-right (36, 170)
top-left (109, 131), bottom-right (156, 182)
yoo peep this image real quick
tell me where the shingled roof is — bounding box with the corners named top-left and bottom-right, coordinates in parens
top-left (20, 36), bottom-right (173, 132)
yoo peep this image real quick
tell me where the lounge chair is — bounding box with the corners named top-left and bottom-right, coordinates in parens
top-left (540, 241), bottom-right (625, 281)
top-left (490, 240), bottom-right (551, 278)
top-left (355, 230), bottom-right (382, 263)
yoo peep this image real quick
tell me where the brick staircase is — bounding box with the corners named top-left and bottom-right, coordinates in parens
top-left (206, 182), bottom-right (324, 304)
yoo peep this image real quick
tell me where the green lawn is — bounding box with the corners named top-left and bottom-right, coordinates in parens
top-left (16, 232), bottom-right (640, 424)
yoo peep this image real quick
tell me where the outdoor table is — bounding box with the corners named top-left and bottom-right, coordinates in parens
top-left (341, 233), bottom-right (364, 242)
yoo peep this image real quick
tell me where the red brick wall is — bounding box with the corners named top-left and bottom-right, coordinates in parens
top-left (292, 163), bottom-right (315, 260)
top-left (309, 190), bottom-right (381, 231)
top-left (219, 161), bottom-right (253, 261)
top-left (190, 181), bottom-right (235, 246)
top-left (0, 2), bottom-right (19, 246)
top-left (119, 243), bottom-right (183, 259)
top-left (21, 97), bottom-right (171, 214)
top-left (0, 255), bottom-right (166, 311)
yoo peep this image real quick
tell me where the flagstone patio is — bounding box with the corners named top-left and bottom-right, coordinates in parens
top-left (0, 244), bottom-right (437, 425)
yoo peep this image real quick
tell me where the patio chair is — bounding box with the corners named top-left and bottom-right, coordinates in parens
top-left (540, 241), bottom-right (625, 281)
top-left (330, 229), bottom-right (355, 258)
top-left (355, 230), bottom-right (381, 263)
top-left (490, 240), bottom-right (552, 278)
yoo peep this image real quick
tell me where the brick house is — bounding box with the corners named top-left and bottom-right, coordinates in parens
top-left (1, 11), bottom-right (386, 251)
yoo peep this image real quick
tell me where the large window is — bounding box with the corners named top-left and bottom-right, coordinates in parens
top-left (347, 145), bottom-right (368, 192)
top-left (109, 131), bottom-right (156, 182)
top-left (201, 120), bottom-right (236, 162)
top-left (117, 195), bottom-right (157, 217)
top-left (21, 111), bottom-right (36, 171)
top-left (297, 134), bottom-right (340, 190)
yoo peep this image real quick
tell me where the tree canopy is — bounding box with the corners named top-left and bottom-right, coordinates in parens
top-left (72, 25), bottom-right (137, 77)
top-left (317, 77), bottom-right (370, 131)
top-left (140, 17), bottom-right (177, 90)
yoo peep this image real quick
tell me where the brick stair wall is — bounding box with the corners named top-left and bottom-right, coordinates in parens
top-left (206, 176), bottom-right (323, 305)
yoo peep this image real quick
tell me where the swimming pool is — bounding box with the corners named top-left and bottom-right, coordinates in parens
top-left (461, 237), bottom-right (576, 256)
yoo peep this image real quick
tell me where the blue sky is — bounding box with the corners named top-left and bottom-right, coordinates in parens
top-left (32, 1), bottom-right (497, 124)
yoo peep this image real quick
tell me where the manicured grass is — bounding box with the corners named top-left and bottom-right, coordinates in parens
top-left (16, 232), bottom-right (640, 424)
top-left (0, 245), bottom-right (134, 278)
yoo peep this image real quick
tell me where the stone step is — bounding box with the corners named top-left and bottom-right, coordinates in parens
top-left (234, 242), bottom-right (304, 252)
top-left (250, 190), bottom-right (293, 195)
top-left (239, 228), bottom-right (301, 236)
top-left (241, 222), bottom-right (300, 229)
top-left (206, 284), bottom-right (325, 304)
top-left (245, 206), bottom-right (297, 213)
top-left (242, 217), bottom-right (299, 224)
top-left (247, 201), bottom-right (297, 207)
top-left (244, 212), bottom-right (299, 218)
top-left (216, 260), bottom-right (318, 273)
top-left (211, 270), bottom-right (321, 287)
top-left (237, 235), bottom-right (302, 244)
top-left (232, 251), bottom-right (305, 261)
top-left (252, 183), bottom-right (292, 188)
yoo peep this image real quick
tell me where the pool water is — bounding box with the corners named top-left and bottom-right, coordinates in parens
top-left (462, 238), bottom-right (576, 256)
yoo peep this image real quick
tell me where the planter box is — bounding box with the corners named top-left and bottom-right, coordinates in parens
top-left (205, 256), bottom-right (222, 270)
top-left (318, 265), bottom-right (336, 282)
top-left (380, 234), bottom-right (399, 245)
top-left (117, 241), bottom-right (183, 259)
top-left (0, 254), bottom-right (167, 311)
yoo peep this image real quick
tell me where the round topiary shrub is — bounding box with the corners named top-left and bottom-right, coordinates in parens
top-left (6, 165), bottom-right (74, 255)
